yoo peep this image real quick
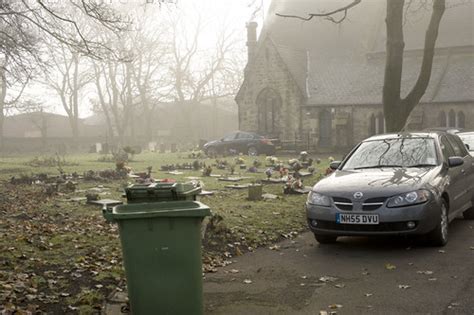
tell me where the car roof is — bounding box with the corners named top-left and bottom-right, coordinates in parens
top-left (423, 127), bottom-right (462, 134)
top-left (363, 132), bottom-right (442, 142)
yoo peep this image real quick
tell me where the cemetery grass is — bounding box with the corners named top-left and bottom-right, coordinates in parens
top-left (0, 152), bottom-right (330, 313)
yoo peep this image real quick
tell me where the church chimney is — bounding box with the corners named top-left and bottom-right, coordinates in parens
top-left (246, 21), bottom-right (258, 63)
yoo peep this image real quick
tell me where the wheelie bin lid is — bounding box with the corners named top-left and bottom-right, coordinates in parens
top-left (103, 201), bottom-right (211, 221)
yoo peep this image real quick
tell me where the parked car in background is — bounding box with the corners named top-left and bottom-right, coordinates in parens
top-left (203, 131), bottom-right (278, 156)
top-left (457, 131), bottom-right (474, 156)
top-left (306, 132), bottom-right (474, 246)
top-left (424, 127), bottom-right (463, 134)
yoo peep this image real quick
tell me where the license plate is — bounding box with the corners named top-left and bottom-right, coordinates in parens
top-left (336, 213), bottom-right (379, 225)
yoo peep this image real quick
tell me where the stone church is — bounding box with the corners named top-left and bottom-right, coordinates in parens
top-left (235, 0), bottom-right (474, 152)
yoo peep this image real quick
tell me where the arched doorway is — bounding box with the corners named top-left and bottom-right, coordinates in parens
top-left (377, 112), bottom-right (385, 133)
top-left (256, 88), bottom-right (281, 135)
top-left (457, 111), bottom-right (465, 128)
top-left (438, 111), bottom-right (446, 127)
top-left (369, 114), bottom-right (376, 136)
top-left (319, 109), bottom-right (332, 147)
top-left (448, 109), bottom-right (456, 127)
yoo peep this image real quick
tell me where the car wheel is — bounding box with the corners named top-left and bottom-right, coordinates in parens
top-left (248, 146), bottom-right (258, 156)
top-left (314, 234), bottom-right (337, 244)
top-left (463, 206), bottom-right (474, 219)
top-left (206, 147), bottom-right (217, 157)
top-left (428, 200), bottom-right (449, 246)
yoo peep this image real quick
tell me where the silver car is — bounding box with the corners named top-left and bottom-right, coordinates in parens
top-left (457, 131), bottom-right (474, 156)
top-left (306, 132), bottom-right (474, 246)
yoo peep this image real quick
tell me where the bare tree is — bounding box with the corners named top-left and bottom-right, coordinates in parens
top-left (277, 0), bottom-right (447, 132)
top-left (166, 14), bottom-right (241, 140)
top-left (0, 0), bottom-right (126, 151)
top-left (44, 42), bottom-right (92, 144)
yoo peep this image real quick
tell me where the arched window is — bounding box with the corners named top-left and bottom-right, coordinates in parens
top-left (369, 114), bottom-right (376, 136)
top-left (457, 111), bottom-right (465, 129)
top-left (256, 88), bottom-right (281, 135)
top-left (438, 111), bottom-right (446, 127)
top-left (319, 109), bottom-right (332, 147)
top-left (377, 112), bottom-right (385, 134)
top-left (448, 109), bottom-right (456, 127)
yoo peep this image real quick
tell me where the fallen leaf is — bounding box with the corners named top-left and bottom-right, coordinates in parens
top-left (417, 270), bottom-right (434, 275)
top-left (235, 247), bottom-right (243, 256)
top-left (230, 269), bottom-right (239, 274)
top-left (243, 279), bottom-right (252, 284)
top-left (438, 250), bottom-right (445, 253)
top-left (334, 284), bottom-right (346, 288)
top-left (398, 284), bottom-right (411, 290)
top-left (269, 245), bottom-right (280, 251)
top-left (328, 304), bottom-right (343, 309)
top-left (385, 263), bottom-right (396, 270)
top-left (319, 311), bottom-right (328, 315)
top-left (365, 293), bottom-right (373, 297)
top-left (319, 276), bottom-right (338, 283)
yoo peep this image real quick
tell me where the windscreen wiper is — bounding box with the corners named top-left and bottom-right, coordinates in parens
top-left (406, 164), bottom-right (437, 168)
top-left (353, 165), bottom-right (402, 170)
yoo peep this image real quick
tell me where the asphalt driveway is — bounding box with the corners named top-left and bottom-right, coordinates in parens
top-left (204, 219), bottom-right (474, 314)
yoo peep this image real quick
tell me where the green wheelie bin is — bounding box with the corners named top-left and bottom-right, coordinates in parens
top-left (124, 182), bottom-right (201, 203)
top-left (103, 200), bottom-right (210, 315)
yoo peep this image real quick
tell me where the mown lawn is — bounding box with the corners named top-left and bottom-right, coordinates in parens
top-left (0, 151), bottom-right (333, 314)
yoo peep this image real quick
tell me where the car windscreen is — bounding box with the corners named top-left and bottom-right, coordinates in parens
top-left (342, 138), bottom-right (438, 170)
top-left (458, 134), bottom-right (474, 151)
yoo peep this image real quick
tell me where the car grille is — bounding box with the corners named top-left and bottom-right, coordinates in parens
top-left (332, 196), bottom-right (388, 211)
top-left (362, 197), bottom-right (388, 211)
top-left (332, 197), bottom-right (353, 211)
top-left (311, 220), bottom-right (417, 232)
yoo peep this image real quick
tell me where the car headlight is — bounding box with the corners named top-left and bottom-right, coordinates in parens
top-left (307, 191), bottom-right (331, 207)
top-left (386, 190), bottom-right (431, 208)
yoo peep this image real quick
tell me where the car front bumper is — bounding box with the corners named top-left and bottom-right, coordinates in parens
top-left (306, 199), bottom-right (441, 236)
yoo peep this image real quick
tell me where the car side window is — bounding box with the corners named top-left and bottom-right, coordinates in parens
top-left (446, 135), bottom-right (467, 157)
top-left (223, 133), bottom-right (236, 141)
top-left (440, 136), bottom-right (455, 161)
top-left (237, 133), bottom-right (253, 140)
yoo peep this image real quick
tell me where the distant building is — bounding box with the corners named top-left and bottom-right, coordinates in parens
top-left (236, 0), bottom-right (474, 151)
top-left (3, 99), bottom-right (238, 153)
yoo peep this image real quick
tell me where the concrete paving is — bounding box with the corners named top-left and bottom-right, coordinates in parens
top-left (105, 218), bottom-right (474, 314)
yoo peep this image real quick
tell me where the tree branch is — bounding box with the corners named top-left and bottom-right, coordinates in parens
top-left (276, 0), bottom-right (362, 23)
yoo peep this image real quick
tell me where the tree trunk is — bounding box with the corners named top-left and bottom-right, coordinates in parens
top-left (383, 0), bottom-right (405, 132)
top-left (71, 55), bottom-right (80, 147)
top-left (0, 69), bottom-right (6, 152)
top-left (383, 0), bottom-right (446, 132)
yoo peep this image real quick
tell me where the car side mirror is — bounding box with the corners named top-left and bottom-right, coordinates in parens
top-left (465, 144), bottom-right (470, 150)
top-left (330, 161), bottom-right (341, 170)
top-left (448, 156), bottom-right (464, 167)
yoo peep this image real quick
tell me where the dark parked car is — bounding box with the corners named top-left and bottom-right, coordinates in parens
top-left (203, 131), bottom-right (278, 156)
top-left (457, 131), bottom-right (474, 156)
top-left (306, 132), bottom-right (474, 246)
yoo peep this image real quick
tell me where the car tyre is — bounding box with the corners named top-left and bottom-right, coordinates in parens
top-left (314, 234), bottom-right (337, 244)
top-left (248, 146), bottom-right (258, 156)
top-left (463, 206), bottom-right (474, 219)
top-left (428, 200), bottom-right (449, 246)
top-left (206, 147), bottom-right (217, 157)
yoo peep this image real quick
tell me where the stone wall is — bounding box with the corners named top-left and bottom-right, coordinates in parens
top-left (408, 102), bottom-right (474, 130)
top-left (237, 38), bottom-right (304, 141)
